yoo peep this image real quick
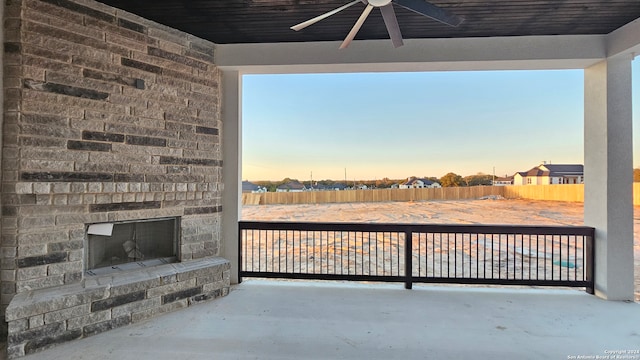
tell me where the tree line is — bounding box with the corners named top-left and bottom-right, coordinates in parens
top-left (252, 173), bottom-right (496, 191)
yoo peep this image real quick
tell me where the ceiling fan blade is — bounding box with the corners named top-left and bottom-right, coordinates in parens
top-left (291, 0), bottom-right (362, 31)
top-left (380, 4), bottom-right (404, 48)
top-left (340, 4), bottom-right (374, 49)
top-left (393, 0), bottom-right (464, 27)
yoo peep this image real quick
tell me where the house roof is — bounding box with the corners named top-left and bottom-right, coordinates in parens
top-left (517, 164), bottom-right (584, 178)
top-left (524, 167), bottom-right (550, 177)
top-left (95, 1), bottom-right (640, 45)
top-left (540, 164), bottom-right (584, 177)
top-left (402, 177), bottom-right (437, 186)
top-left (242, 181), bottom-right (263, 192)
top-left (316, 183), bottom-right (347, 190)
top-left (494, 176), bottom-right (513, 182)
top-left (277, 181), bottom-right (305, 190)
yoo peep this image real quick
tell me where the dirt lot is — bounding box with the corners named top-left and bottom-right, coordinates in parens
top-left (242, 198), bottom-right (640, 300)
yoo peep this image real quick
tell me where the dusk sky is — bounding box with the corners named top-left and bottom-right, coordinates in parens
top-left (242, 59), bottom-right (640, 182)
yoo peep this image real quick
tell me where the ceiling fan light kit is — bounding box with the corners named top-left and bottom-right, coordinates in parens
top-left (291, 0), bottom-right (464, 49)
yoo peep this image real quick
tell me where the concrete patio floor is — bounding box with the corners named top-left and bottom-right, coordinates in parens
top-left (21, 279), bottom-right (640, 360)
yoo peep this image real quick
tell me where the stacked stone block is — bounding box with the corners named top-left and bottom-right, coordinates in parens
top-left (1, 0), bottom-right (229, 356)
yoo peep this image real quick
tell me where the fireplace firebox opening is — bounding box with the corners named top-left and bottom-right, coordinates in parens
top-left (86, 217), bottom-right (179, 276)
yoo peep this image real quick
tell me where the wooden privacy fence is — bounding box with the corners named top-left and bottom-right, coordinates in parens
top-left (503, 184), bottom-right (584, 202)
top-left (244, 186), bottom-right (503, 205)
top-left (242, 183), bottom-right (640, 205)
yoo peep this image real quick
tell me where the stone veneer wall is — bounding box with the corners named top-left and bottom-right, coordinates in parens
top-left (1, 0), bottom-right (229, 356)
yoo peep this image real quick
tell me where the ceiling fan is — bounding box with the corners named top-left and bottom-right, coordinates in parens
top-left (291, 0), bottom-right (464, 49)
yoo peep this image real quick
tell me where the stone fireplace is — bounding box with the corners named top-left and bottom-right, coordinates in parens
top-left (1, 0), bottom-right (231, 357)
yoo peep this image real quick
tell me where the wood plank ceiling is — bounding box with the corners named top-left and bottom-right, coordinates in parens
top-left (97, 0), bottom-right (640, 44)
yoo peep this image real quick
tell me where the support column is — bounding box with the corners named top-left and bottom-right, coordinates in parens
top-left (584, 56), bottom-right (634, 300)
top-left (221, 70), bottom-right (242, 284)
top-left (0, 0), bottom-right (6, 339)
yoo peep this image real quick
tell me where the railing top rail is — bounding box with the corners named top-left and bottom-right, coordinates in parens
top-left (239, 220), bottom-right (595, 236)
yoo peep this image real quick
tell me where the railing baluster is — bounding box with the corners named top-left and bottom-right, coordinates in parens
top-left (528, 234), bottom-right (532, 280)
top-left (368, 232), bottom-right (372, 276)
top-left (520, 234), bottom-right (524, 280)
top-left (544, 234), bottom-right (547, 281)
top-left (418, 233), bottom-right (422, 277)
top-left (373, 232), bottom-right (377, 276)
top-left (346, 231), bottom-right (350, 276)
top-left (518, 234), bottom-right (522, 280)
top-left (566, 234), bottom-right (570, 281)
top-left (482, 234), bottom-right (486, 279)
top-left (439, 233), bottom-right (443, 278)
top-left (506, 233), bottom-right (509, 280)
top-left (492, 233), bottom-right (496, 279)
top-left (382, 232), bottom-right (386, 276)
top-left (332, 231), bottom-right (336, 275)
top-left (326, 231), bottom-right (329, 275)
top-left (558, 234), bottom-right (562, 281)
top-left (574, 235), bottom-right (578, 282)
top-left (397, 232), bottom-right (401, 277)
top-left (446, 233), bottom-right (450, 279)
top-left (472, 233), bottom-right (476, 279)
top-left (431, 233), bottom-right (435, 278)
top-left (430, 233), bottom-right (434, 277)
top-left (582, 236), bottom-right (589, 282)
top-left (455, 233), bottom-right (458, 278)
top-left (498, 234), bottom-right (502, 280)
top-left (358, 231), bottom-right (361, 276)
top-left (298, 230), bottom-right (302, 274)
top-left (553, 235), bottom-right (557, 281)
top-left (251, 229), bottom-right (262, 271)
top-left (340, 231), bottom-right (351, 275)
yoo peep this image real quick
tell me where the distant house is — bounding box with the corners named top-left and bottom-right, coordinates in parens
top-left (331, 183), bottom-right (347, 191)
top-left (308, 182), bottom-right (347, 191)
top-left (492, 176), bottom-right (514, 186)
top-left (513, 164), bottom-right (584, 185)
top-left (399, 177), bottom-right (442, 189)
top-left (242, 181), bottom-right (266, 193)
top-left (276, 180), bottom-right (306, 192)
top-left (323, 183), bottom-right (347, 191)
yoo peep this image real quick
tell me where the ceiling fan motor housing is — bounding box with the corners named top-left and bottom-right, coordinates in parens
top-left (368, 0), bottom-right (392, 7)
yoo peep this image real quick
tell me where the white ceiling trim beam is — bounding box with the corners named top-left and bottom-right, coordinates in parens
top-left (216, 35), bottom-right (606, 74)
top-left (607, 17), bottom-right (640, 59)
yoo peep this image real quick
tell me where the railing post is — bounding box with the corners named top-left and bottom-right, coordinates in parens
top-left (238, 222), bottom-right (243, 284)
top-left (405, 230), bottom-right (413, 290)
top-left (585, 232), bottom-right (594, 294)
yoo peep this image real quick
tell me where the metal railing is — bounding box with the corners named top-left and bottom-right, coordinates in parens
top-left (239, 221), bottom-right (595, 293)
